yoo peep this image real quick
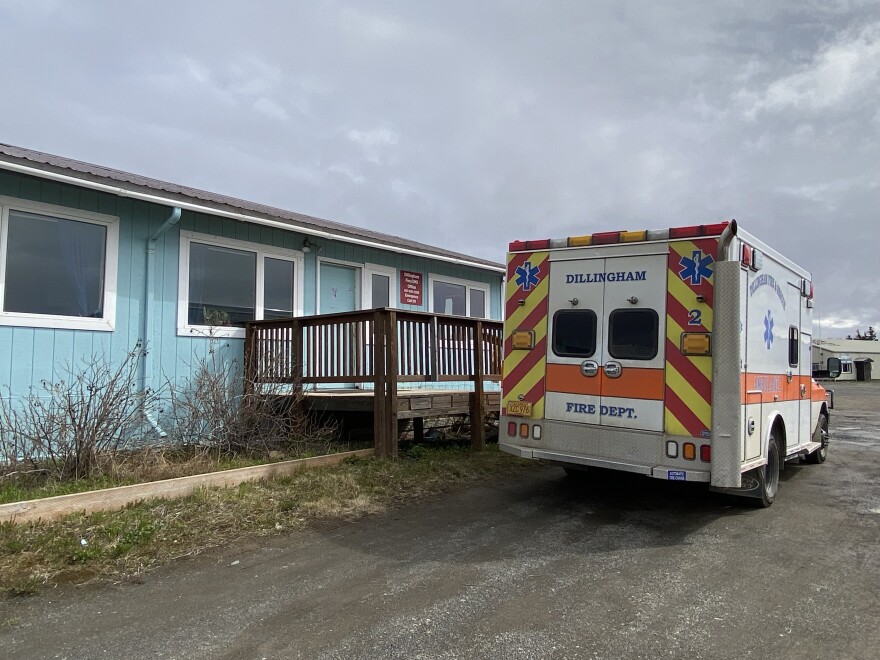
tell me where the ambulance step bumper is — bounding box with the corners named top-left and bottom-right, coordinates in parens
top-left (500, 445), bottom-right (711, 482)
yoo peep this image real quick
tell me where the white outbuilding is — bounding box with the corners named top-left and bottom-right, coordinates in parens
top-left (812, 339), bottom-right (877, 381)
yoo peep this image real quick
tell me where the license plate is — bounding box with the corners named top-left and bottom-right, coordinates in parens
top-left (668, 470), bottom-right (686, 481)
top-left (507, 401), bottom-right (532, 417)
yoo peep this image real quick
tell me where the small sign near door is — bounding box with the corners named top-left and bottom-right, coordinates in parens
top-left (400, 270), bottom-right (423, 305)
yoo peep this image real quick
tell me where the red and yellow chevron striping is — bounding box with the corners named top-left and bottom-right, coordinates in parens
top-left (502, 251), bottom-right (549, 418)
top-left (664, 239), bottom-right (718, 438)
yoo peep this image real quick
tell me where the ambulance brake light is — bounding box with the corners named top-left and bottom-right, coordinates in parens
top-left (700, 445), bottom-right (711, 462)
top-left (507, 422), bottom-right (517, 436)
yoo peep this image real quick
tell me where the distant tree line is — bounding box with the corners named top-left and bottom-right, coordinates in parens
top-left (847, 326), bottom-right (878, 341)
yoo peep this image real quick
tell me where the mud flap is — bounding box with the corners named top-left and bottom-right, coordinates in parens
top-left (709, 468), bottom-right (763, 500)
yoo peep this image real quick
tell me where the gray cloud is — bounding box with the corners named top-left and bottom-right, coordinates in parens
top-left (0, 0), bottom-right (878, 335)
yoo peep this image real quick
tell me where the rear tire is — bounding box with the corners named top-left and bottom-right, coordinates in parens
top-left (756, 431), bottom-right (780, 508)
top-left (806, 413), bottom-right (828, 464)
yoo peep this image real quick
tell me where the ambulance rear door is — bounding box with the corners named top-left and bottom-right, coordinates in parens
top-left (544, 249), bottom-right (668, 432)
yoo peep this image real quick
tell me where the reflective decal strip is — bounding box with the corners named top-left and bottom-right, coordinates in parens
top-left (546, 364), bottom-right (665, 400)
top-left (741, 373), bottom-right (815, 404)
top-left (502, 251), bottom-right (549, 418)
top-left (664, 238), bottom-right (718, 438)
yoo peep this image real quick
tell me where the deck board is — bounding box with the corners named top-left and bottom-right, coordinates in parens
top-left (304, 389), bottom-right (500, 419)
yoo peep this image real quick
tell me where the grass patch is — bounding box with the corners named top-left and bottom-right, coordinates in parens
top-left (0, 443), bottom-right (537, 596)
top-left (0, 445), bottom-right (360, 505)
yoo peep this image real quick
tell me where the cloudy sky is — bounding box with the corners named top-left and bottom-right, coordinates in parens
top-left (1, 1), bottom-right (878, 336)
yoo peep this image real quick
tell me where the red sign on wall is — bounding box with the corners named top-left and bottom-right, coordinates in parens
top-left (400, 270), bottom-right (423, 306)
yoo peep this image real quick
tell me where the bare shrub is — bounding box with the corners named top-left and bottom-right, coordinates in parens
top-left (0, 345), bottom-right (160, 480)
top-left (165, 338), bottom-right (336, 457)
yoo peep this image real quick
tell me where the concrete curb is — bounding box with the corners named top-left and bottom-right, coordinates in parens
top-left (0, 448), bottom-right (375, 525)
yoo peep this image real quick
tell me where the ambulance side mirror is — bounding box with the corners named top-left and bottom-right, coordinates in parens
top-left (827, 357), bottom-right (841, 379)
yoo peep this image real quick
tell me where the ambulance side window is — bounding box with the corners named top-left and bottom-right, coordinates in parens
top-left (608, 309), bottom-right (659, 360)
top-left (552, 310), bottom-right (597, 357)
top-left (789, 326), bottom-right (798, 367)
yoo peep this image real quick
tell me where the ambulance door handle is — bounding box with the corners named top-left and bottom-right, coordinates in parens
top-left (604, 362), bottom-right (622, 378)
top-left (580, 360), bottom-right (599, 377)
top-left (800, 384), bottom-right (807, 398)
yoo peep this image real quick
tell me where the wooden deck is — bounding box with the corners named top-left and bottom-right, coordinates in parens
top-left (245, 309), bottom-right (503, 457)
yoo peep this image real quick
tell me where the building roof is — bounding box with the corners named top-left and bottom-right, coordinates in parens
top-left (0, 143), bottom-right (504, 272)
top-left (813, 338), bottom-right (880, 355)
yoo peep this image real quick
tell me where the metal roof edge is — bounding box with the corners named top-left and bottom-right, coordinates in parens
top-left (0, 145), bottom-right (505, 274)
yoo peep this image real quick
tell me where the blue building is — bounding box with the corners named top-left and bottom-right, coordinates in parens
top-left (0, 144), bottom-right (504, 410)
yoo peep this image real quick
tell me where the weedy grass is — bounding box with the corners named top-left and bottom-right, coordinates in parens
top-left (0, 444), bottom-right (536, 597)
top-left (0, 447), bottom-right (341, 505)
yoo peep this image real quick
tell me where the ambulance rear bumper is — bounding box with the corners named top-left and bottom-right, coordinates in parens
top-left (499, 444), bottom-right (711, 482)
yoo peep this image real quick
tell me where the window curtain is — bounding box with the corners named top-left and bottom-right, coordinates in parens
top-left (57, 220), bottom-right (105, 317)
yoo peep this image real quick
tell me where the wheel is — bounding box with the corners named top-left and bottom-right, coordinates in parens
top-left (806, 413), bottom-right (828, 464)
top-left (756, 431), bottom-right (780, 508)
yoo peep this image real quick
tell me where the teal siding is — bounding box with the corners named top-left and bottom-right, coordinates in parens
top-left (0, 171), bottom-right (503, 405)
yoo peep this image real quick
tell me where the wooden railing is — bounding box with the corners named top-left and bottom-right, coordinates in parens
top-left (244, 309), bottom-right (503, 457)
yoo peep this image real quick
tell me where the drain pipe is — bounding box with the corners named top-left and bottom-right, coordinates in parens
top-left (142, 206), bottom-right (182, 437)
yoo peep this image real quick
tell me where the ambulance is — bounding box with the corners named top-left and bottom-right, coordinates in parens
top-left (499, 220), bottom-right (831, 506)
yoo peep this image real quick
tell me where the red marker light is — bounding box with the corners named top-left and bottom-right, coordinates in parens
top-left (700, 445), bottom-right (711, 463)
top-left (591, 231), bottom-right (620, 245)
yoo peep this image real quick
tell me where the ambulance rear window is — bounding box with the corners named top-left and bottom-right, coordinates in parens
top-left (608, 309), bottom-right (659, 360)
top-left (552, 310), bottom-right (597, 357)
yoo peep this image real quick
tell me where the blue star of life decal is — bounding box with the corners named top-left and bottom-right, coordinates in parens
top-left (679, 249), bottom-right (715, 285)
top-left (763, 310), bottom-right (774, 349)
top-left (514, 261), bottom-right (541, 292)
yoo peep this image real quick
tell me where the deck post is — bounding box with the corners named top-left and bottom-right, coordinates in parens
top-left (372, 310), bottom-right (389, 457)
top-left (386, 310), bottom-right (399, 458)
top-left (471, 320), bottom-right (486, 450)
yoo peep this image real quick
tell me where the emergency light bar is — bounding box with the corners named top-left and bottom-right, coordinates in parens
top-left (508, 222), bottom-right (730, 252)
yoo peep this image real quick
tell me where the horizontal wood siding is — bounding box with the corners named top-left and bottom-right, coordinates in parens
top-left (0, 171), bottom-right (503, 406)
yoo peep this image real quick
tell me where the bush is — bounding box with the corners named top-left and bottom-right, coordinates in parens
top-left (0, 345), bottom-right (159, 480)
top-left (165, 338), bottom-right (336, 457)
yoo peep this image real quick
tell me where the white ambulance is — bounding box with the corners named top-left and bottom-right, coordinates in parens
top-left (499, 220), bottom-right (831, 506)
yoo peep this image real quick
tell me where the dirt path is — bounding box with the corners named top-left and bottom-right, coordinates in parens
top-left (3, 382), bottom-right (879, 659)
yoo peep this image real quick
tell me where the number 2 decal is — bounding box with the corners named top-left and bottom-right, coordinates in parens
top-left (688, 309), bottom-right (702, 326)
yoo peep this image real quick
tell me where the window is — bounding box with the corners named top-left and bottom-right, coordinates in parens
top-left (179, 232), bottom-right (303, 337)
top-left (552, 310), bottom-right (597, 357)
top-left (608, 309), bottom-right (659, 360)
top-left (0, 198), bottom-right (118, 331)
top-left (429, 275), bottom-right (489, 318)
top-left (788, 326), bottom-right (799, 367)
top-left (363, 264), bottom-right (397, 309)
top-left (842, 361), bottom-right (852, 374)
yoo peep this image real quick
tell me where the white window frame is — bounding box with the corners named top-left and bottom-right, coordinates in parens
top-left (428, 274), bottom-right (490, 318)
top-left (0, 196), bottom-right (119, 332)
top-left (362, 264), bottom-right (397, 309)
top-left (178, 231), bottom-right (304, 339)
